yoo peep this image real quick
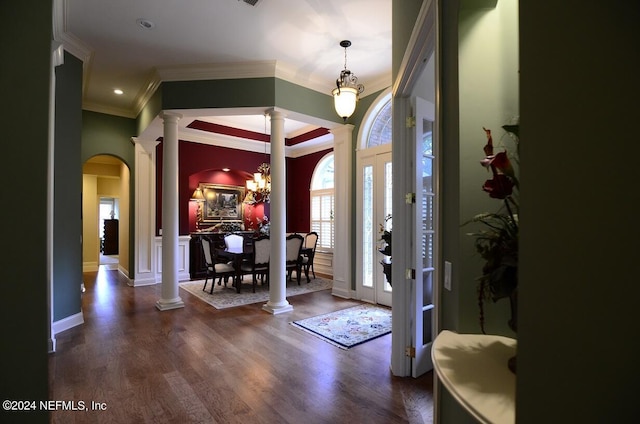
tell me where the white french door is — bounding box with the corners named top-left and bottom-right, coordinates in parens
top-left (357, 146), bottom-right (392, 307)
top-left (410, 96), bottom-right (437, 377)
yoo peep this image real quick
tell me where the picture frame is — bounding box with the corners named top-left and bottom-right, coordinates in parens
top-left (199, 183), bottom-right (245, 223)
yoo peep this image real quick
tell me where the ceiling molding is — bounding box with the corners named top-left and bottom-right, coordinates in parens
top-left (156, 61), bottom-right (279, 82)
top-left (286, 134), bottom-right (334, 158)
top-left (178, 127), bottom-right (269, 153)
top-left (133, 71), bottom-right (162, 118)
top-left (83, 101), bottom-right (138, 119)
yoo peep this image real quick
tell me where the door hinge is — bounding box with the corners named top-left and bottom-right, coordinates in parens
top-left (405, 268), bottom-right (416, 279)
top-left (405, 346), bottom-right (416, 358)
top-left (405, 192), bottom-right (416, 204)
top-left (406, 116), bottom-right (416, 128)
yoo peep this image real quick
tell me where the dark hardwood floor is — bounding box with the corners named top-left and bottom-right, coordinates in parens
top-left (49, 268), bottom-right (433, 423)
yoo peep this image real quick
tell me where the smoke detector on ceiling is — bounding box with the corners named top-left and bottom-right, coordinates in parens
top-left (239, 0), bottom-right (260, 6)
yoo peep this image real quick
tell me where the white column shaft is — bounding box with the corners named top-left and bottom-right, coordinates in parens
top-left (263, 109), bottom-right (293, 314)
top-left (157, 112), bottom-right (185, 311)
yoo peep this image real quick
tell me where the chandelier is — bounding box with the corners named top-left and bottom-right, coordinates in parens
top-left (332, 40), bottom-right (364, 122)
top-left (245, 162), bottom-right (271, 204)
top-left (245, 114), bottom-right (271, 204)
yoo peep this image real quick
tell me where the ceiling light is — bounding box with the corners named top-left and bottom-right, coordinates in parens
top-left (113, 89), bottom-right (123, 95)
top-left (136, 18), bottom-right (155, 30)
top-left (222, 168), bottom-right (230, 172)
top-left (331, 40), bottom-right (364, 122)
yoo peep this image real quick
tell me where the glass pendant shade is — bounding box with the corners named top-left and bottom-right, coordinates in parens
top-left (332, 86), bottom-right (358, 121)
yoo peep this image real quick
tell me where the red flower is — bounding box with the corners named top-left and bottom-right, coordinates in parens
top-left (482, 174), bottom-right (514, 199)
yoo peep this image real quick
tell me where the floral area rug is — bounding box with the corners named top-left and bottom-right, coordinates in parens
top-left (291, 303), bottom-right (392, 349)
top-left (179, 278), bottom-right (332, 309)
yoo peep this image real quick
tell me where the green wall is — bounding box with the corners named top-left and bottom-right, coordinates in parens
top-left (160, 77), bottom-right (341, 125)
top-left (517, 1), bottom-right (638, 422)
top-left (392, 0), bottom-right (423, 80)
top-left (53, 52), bottom-right (84, 321)
top-left (457, 0), bottom-right (519, 335)
top-left (82, 110), bottom-right (136, 165)
top-left (1, 1), bottom-right (51, 422)
top-left (162, 78), bottom-right (276, 110)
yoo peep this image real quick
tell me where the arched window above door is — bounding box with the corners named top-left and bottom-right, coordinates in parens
top-left (359, 88), bottom-right (393, 150)
top-left (367, 99), bottom-right (392, 148)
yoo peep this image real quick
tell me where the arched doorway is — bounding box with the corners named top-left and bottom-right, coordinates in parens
top-left (82, 155), bottom-right (131, 274)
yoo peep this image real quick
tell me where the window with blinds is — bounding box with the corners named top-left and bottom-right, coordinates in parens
top-left (310, 189), bottom-right (334, 251)
top-left (310, 153), bottom-right (334, 252)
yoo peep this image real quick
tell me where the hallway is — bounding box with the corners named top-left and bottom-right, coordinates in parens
top-left (49, 269), bottom-right (433, 423)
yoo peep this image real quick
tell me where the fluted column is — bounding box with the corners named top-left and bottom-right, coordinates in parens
top-left (262, 109), bottom-right (293, 315)
top-left (156, 112), bottom-right (185, 311)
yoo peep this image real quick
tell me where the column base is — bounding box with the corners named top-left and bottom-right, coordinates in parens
top-left (155, 297), bottom-right (185, 311)
top-left (262, 302), bottom-right (293, 315)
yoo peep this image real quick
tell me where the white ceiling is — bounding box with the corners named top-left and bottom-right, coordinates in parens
top-left (55, 0), bottom-right (392, 139)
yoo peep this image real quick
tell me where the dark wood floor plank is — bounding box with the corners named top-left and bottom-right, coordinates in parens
top-left (49, 268), bottom-right (433, 423)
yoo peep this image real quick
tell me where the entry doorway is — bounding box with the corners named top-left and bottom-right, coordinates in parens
top-left (357, 147), bottom-right (392, 306)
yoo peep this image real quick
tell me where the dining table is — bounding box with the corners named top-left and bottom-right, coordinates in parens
top-left (217, 245), bottom-right (314, 292)
top-left (217, 245), bottom-right (253, 293)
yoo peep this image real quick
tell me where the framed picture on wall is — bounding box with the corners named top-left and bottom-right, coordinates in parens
top-left (200, 183), bottom-right (245, 223)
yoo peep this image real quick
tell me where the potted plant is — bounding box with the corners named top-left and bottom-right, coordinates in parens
top-left (379, 214), bottom-right (392, 286)
top-left (465, 125), bottom-right (519, 335)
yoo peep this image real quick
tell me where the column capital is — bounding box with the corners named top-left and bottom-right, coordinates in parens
top-left (266, 108), bottom-right (286, 121)
top-left (131, 137), bottom-right (160, 155)
top-left (161, 111), bottom-right (183, 122)
top-left (329, 124), bottom-right (355, 137)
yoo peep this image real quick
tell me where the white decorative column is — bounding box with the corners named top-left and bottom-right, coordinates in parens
top-left (330, 125), bottom-right (354, 298)
top-left (131, 137), bottom-right (159, 286)
top-left (156, 112), bottom-right (185, 311)
top-left (262, 109), bottom-right (293, 315)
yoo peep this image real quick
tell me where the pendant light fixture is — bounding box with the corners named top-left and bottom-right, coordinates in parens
top-left (332, 40), bottom-right (365, 122)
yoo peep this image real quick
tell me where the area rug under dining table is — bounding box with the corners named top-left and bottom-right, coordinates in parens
top-left (179, 277), bottom-right (333, 309)
top-left (291, 303), bottom-right (392, 349)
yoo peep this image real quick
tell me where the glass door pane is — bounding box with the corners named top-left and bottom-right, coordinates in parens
top-left (363, 165), bottom-right (374, 288)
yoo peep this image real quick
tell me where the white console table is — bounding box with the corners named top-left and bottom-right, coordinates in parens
top-left (432, 330), bottom-right (516, 424)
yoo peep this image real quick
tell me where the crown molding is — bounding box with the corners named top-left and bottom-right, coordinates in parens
top-left (83, 102), bottom-right (137, 119)
top-left (52, 0), bottom-right (93, 62)
top-left (156, 61), bottom-right (279, 82)
top-left (286, 133), bottom-right (334, 158)
top-left (133, 70), bottom-right (162, 118)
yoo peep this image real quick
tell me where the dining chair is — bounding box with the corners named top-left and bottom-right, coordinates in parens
top-left (201, 236), bottom-right (236, 294)
top-left (240, 235), bottom-right (270, 293)
top-left (285, 233), bottom-right (304, 284)
top-left (224, 233), bottom-right (244, 251)
top-left (301, 231), bottom-right (318, 282)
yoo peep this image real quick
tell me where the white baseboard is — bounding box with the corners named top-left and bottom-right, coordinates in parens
top-left (83, 261), bottom-right (99, 272)
top-left (129, 276), bottom-right (158, 287)
top-left (52, 312), bottom-right (84, 336)
top-left (331, 286), bottom-right (352, 299)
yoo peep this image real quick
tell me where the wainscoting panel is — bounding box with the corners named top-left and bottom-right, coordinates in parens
top-left (154, 236), bottom-right (191, 282)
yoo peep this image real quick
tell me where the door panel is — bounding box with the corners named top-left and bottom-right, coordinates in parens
top-left (357, 148), bottom-right (392, 307)
top-left (411, 96), bottom-right (436, 377)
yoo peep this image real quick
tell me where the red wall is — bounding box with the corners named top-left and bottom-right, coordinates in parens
top-left (156, 140), bottom-right (330, 235)
top-left (286, 149), bottom-right (333, 232)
